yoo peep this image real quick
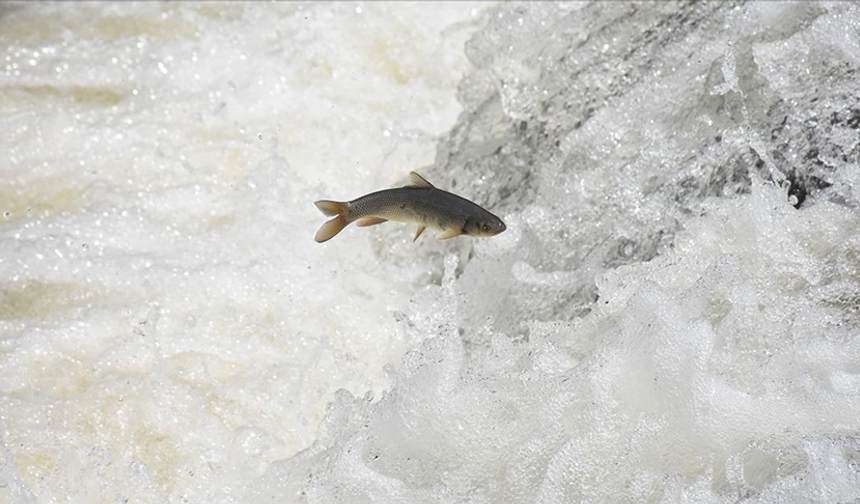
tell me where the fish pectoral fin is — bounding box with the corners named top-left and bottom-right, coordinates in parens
top-left (413, 225), bottom-right (426, 242)
top-left (436, 228), bottom-right (463, 240)
top-left (406, 171), bottom-right (434, 188)
top-left (356, 217), bottom-right (388, 227)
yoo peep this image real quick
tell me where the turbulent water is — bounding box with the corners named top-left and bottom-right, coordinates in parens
top-left (2, 2), bottom-right (860, 503)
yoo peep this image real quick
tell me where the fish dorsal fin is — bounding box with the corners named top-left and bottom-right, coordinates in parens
top-left (407, 171), bottom-right (434, 188)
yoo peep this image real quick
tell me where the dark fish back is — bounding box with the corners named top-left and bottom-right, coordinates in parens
top-left (348, 187), bottom-right (489, 228)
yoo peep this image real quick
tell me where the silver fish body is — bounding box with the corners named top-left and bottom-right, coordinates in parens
top-left (314, 172), bottom-right (506, 243)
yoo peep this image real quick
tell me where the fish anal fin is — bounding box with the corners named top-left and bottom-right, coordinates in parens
top-left (407, 172), bottom-right (434, 188)
top-left (413, 224), bottom-right (426, 242)
top-left (436, 228), bottom-right (463, 240)
top-left (356, 217), bottom-right (388, 227)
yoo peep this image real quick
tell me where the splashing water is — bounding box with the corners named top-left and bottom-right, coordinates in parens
top-left (2, 2), bottom-right (860, 503)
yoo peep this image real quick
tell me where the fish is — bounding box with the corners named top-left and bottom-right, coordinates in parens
top-left (314, 172), bottom-right (506, 243)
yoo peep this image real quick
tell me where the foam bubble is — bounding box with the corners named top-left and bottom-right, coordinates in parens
top-left (3, 2), bottom-right (860, 503)
top-left (250, 2), bottom-right (860, 502)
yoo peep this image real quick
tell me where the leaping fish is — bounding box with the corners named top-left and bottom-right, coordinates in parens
top-left (314, 172), bottom-right (506, 243)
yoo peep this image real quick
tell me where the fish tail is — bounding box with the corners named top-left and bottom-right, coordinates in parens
top-left (314, 200), bottom-right (349, 242)
top-left (315, 200), bottom-right (345, 217)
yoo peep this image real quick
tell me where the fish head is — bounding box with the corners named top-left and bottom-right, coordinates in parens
top-left (463, 213), bottom-right (506, 237)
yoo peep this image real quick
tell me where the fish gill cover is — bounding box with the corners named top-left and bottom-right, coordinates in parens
top-left (251, 2), bottom-right (860, 503)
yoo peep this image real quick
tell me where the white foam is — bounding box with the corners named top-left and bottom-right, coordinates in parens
top-left (3, 2), bottom-right (860, 503)
top-left (0, 3), bottom-right (490, 502)
top-left (270, 179), bottom-right (860, 503)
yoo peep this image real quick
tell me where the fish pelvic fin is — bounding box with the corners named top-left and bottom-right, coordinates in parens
top-left (413, 224), bottom-right (426, 242)
top-left (407, 172), bottom-right (434, 188)
top-left (356, 217), bottom-right (388, 227)
top-left (436, 227), bottom-right (463, 240)
top-left (314, 200), bottom-right (349, 243)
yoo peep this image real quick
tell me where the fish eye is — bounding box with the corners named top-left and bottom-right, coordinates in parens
top-left (482, 224), bottom-right (491, 232)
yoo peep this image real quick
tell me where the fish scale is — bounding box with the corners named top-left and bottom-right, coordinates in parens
top-left (314, 172), bottom-right (506, 243)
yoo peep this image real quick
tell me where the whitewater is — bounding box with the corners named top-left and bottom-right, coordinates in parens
top-left (1, 3), bottom-right (859, 503)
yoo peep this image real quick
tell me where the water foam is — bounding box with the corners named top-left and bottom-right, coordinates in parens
top-left (253, 2), bottom-right (860, 502)
top-left (2, 2), bottom-right (860, 503)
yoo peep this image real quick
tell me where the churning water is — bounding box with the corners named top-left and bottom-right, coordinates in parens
top-left (2, 3), bottom-right (860, 503)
